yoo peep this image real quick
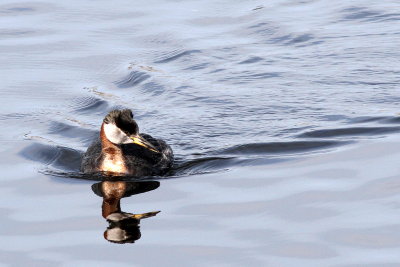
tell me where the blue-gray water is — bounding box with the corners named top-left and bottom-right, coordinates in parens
top-left (1, 0), bottom-right (400, 266)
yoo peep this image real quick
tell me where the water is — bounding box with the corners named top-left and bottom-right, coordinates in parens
top-left (1, 0), bottom-right (400, 265)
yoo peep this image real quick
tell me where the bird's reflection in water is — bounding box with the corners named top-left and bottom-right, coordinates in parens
top-left (91, 180), bottom-right (160, 244)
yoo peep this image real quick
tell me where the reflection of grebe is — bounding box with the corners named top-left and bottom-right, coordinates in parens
top-left (81, 109), bottom-right (173, 176)
top-left (92, 181), bottom-right (160, 244)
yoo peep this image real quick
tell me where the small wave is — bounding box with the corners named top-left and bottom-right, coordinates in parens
top-left (72, 96), bottom-right (109, 114)
top-left (286, 33), bottom-right (314, 45)
top-left (0, 29), bottom-right (36, 37)
top-left (270, 34), bottom-right (320, 48)
top-left (173, 156), bottom-right (239, 176)
top-left (298, 126), bottom-right (400, 138)
top-left (0, 112), bottom-right (30, 120)
top-left (220, 71), bottom-right (281, 84)
top-left (19, 143), bottom-right (82, 171)
top-left (261, 31), bottom-right (321, 47)
top-left (0, 2), bottom-right (56, 16)
top-left (154, 49), bottom-right (201, 64)
top-left (248, 22), bottom-right (276, 37)
top-left (207, 68), bottom-right (225, 74)
top-left (382, 117), bottom-right (400, 124)
top-left (48, 121), bottom-right (98, 145)
top-left (372, 13), bottom-right (400, 22)
top-left (349, 116), bottom-right (390, 124)
top-left (341, 7), bottom-right (400, 22)
top-left (115, 71), bottom-right (151, 88)
top-left (270, 34), bottom-right (292, 44)
top-left (184, 62), bottom-right (209, 70)
top-left (218, 141), bottom-right (345, 155)
top-left (342, 7), bottom-right (381, 21)
top-left (239, 56), bottom-right (264, 64)
top-left (349, 116), bottom-right (400, 125)
top-left (141, 81), bottom-right (166, 96)
top-left (0, 6), bottom-right (33, 14)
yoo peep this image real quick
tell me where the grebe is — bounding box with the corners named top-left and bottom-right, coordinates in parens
top-left (81, 109), bottom-right (173, 176)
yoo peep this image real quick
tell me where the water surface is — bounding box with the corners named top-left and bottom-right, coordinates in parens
top-left (1, 0), bottom-right (400, 266)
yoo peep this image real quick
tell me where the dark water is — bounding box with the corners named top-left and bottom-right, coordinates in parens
top-left (1, 0), bottom-right (400, 265)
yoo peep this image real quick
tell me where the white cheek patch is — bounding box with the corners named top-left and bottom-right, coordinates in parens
top-left (104, 123), bottom-right (132, 144)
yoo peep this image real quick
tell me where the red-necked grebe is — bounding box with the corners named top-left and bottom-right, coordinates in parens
top-left (81, 109), bottom-right (173, 176)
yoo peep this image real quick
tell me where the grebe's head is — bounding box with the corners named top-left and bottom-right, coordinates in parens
top-left (103, 109), bottom-right (158, 152)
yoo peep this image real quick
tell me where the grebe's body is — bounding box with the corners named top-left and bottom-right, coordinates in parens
top-left (81, 109), bottom-right (173, 176)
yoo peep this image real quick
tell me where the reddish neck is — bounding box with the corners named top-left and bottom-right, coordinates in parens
top-left (99, 123), bottom-right (128, 174)
top-left (101, 181), bottom-right (126, 218)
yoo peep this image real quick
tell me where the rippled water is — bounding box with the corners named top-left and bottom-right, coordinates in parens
top-left (1, 0), bottom-right (400, 265)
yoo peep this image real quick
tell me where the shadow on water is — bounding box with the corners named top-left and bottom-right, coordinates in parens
top-left (91, 180), bottom-right (160, 244)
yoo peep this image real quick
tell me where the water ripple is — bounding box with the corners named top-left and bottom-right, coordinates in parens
top-left (48, 121), bottom-right (98, 145)
top-left (218, 141), bottom-right (346, 155)
top-left (239, 56), bottom-right (264, 64)
top-left (220, 71), bottom-right (281, 83)
top-left (341, 6), bottom-right (400, 23)
top-left (154, 49), bottom-right (201, 64)
top-left (342, 8), bottom-right (381, 21)
top-left (72, 96), bottom-right (109, 114)
top-left (298, 126), bottom-right (400, 138)
top-left (19, 143), bottom-right (82, 172)
top-left (115, 71), bottom-right (151, 88)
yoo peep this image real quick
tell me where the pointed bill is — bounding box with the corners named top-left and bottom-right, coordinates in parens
top-left (130, 135), bottom-right (159, 153)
